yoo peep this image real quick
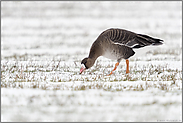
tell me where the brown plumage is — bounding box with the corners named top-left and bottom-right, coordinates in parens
top-left (80, 28), bottom-right (164, 75)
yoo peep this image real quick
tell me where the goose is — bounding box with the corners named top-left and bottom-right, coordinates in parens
top-left (80, 28), bottom-right (163, 75)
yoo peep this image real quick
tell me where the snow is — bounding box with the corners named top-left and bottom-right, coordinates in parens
top-left (1, 1), bottom-right (182, 122)
top-left (1, 87), bottom-right (182, 122)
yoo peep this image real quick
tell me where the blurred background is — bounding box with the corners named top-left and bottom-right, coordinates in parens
top-left (1, 1), bottom-right (182, 61)
top-left (1, 1), bottom-right (182, 122)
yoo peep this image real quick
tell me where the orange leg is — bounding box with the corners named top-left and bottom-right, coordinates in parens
top-left (126, 59), bottom-right (130, 74)
top-left (108, 62), bottom-right (119, 75)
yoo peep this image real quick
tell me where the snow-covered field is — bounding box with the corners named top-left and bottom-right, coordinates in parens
top-left (1, 1), bottom-right (182, 122)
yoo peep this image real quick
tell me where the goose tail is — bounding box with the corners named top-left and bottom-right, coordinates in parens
top-left (132, 34), bottom-right (164, 49)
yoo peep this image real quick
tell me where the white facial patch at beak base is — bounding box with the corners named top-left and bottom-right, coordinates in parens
top-left (80, 64), bottom-right (86, 74)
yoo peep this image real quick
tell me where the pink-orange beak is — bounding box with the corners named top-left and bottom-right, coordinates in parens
top-left (80, 65), bottom-right (86, 74)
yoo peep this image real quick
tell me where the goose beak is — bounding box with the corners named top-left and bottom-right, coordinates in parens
top-left (80, 65), bottom-right (86, 74)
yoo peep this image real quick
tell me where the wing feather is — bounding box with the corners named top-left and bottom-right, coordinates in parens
top-left (102, 28), bottom-right (163, 49)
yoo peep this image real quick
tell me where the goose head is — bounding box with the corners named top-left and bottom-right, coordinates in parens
top-left (80, 57), bottom-right (95, 74)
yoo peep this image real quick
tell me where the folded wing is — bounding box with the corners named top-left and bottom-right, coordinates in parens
top-left (103, 28), bottom-right (164, 49)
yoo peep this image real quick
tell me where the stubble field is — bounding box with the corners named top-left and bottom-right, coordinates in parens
top-left (1, 1), bottom-right (182, 122)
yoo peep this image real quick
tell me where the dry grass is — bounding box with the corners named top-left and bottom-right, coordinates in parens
top-left (1, 55), bottom-right (182, 92)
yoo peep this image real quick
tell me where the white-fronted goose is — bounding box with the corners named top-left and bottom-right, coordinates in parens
top-left (80, 28), bottom-right (163, 75)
